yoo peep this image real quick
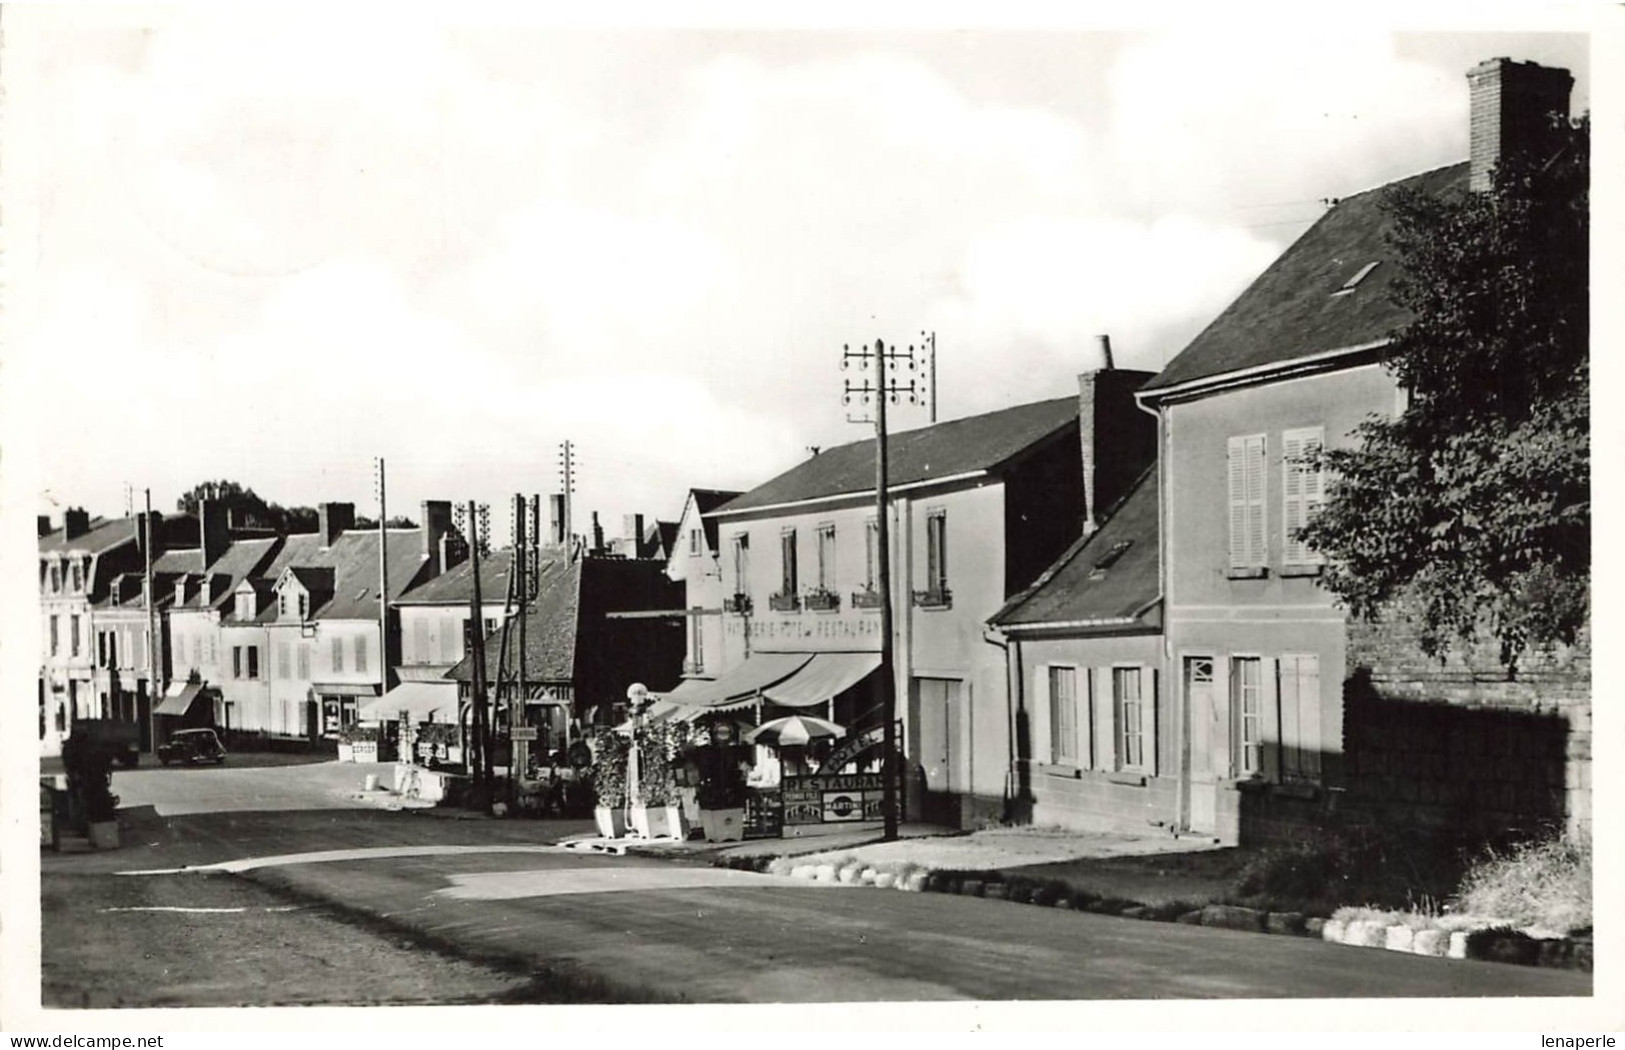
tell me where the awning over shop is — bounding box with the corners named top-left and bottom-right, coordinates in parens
top-left (760, 651), bottom-right (880, 709)
top-left (155, 681), bottom-right (205, 717)
top-left (312, 682), bottom-right (383, 697)
top-left (657, 652), bottom-right (813, 713)
top-left (359, 681), bottom-right (456, 723)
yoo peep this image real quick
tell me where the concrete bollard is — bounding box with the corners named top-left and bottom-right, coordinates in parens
top-left (1346, 921), bottom-right (1387, 948)
top-left (1384, 926), bottom-right (1415, 953)
top-left (1448, 931), bottom-right (1470, 959)
top-left (790, 864), bottom-right (815, 881)
top-left (859, 868), bottom-right (879, 885)
top-left (904, 872), bottom-right (928, 892)
top-left (874, 873), bottom-right (896, 889)
top-left (1412, 929), bottom-right (1449, 957)
top-left (1323, 918), bottom-right (1348, 943)
top-left (815, 864), bottom-right (838, 883)
top-left (363, 774), bottom-right (380, 792)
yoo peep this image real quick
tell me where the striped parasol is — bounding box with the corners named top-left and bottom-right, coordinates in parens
top-left (743, 714), bottom-right (847, 748)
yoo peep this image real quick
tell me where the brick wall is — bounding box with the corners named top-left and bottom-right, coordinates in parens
top-left (1343, 608), bottom-right (1590, 839)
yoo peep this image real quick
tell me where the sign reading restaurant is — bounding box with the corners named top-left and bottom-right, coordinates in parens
top-left (726, 609), bottom-right (882, 652)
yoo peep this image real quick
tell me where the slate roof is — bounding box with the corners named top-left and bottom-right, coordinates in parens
top-left (714, 397), bottom-right (1078, 516)
top-left (990, 469), bottom-right (1160, 632)
top-left (286, 566), bottom-right (336, 596)
top-left (395, 549), bottom-right (511, 605)
top-left (153, 549), bottom-right (206, 574)
top-left (183, 537), bottom-right (282, 611)
top-left (37, 517), bottom-right (137, 556)
top-left (1141, 163), bottom-right (1468, 397)
top-left (227, 529), bottom-right (436, 623)
top-left (444, 556), bottom-right (680, 685)
top-left (688, 489), bottom-right (741, 549)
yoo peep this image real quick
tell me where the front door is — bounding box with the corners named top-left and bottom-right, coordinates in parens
top-left (912, 677), bottom-right (962, 828)
top-left (1183, 656), bottom-right (1220, 835)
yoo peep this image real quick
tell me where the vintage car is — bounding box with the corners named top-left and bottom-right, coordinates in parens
top-left (157, 728), bottom-right (227, 766)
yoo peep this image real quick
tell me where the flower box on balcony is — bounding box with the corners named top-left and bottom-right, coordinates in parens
top-left (912, 588), bottom-right (953, 609)
top-left (805, 589), bottom-right (840, 612)
top-left (768, 592), bottom-right (800, 613)
top-left (850, 588), bottom-right (884, 610)
top-left (723, 593), bottom-right (753, 614)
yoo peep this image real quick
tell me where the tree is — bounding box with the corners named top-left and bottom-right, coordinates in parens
top-left (1299, 116), bottom-right (1588, 671)
top-left (354, 515), bottom-right (419, 529)
top-left (176, 480), bottom-right (318, 534)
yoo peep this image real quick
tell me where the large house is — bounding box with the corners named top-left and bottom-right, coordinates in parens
top-left (36, 509), bottom-right (196, 756)
top-left (677, 361), bottom-right (1155, 827)
top-left (1120, 57), bottom-right (1580, 844)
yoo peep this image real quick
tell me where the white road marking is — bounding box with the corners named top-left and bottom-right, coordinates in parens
top-left (116, 843), bottom-right (570, 876)
top-left (434, 866), bottom-right (842, 900)
top-left (98, 905), bottom-right (305, 913)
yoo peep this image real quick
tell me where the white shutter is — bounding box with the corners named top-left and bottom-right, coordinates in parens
top-left (1142, 668), bottom-right (1159, 777)
top-left (1282, 428), bottom-right (1324, 564)
top-left (1260, 657), bottom-right (1281, 783)
top-left (1298, 656), bottom-right (1323, 779)
top-left (1037, 665), bottom-right (1054, 764)
top-left (1093, 668), bottom-right (1115, 772)
top-left (1245, 435), bottom-right (1266, 566)
top-left (1278, 657), bottom-right (1302, 779)
top-left (1227, 437), bottom-right (1247, 569)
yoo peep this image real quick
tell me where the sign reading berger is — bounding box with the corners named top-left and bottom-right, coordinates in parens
top-left (781, 773), bottom-right (884, 826)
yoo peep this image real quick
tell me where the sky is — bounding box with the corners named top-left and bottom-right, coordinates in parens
top-left (2, 8), bottom-right (1598, 549)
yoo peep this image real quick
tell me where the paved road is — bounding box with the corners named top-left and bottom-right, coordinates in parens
top-left (233, 847), bottom-right (1591, 1002)
top-left (109, 757), bottom-right (394, 815)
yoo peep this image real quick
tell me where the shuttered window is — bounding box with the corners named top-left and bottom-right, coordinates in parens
top-left (1114, 666), bottom-right (1156, 773)
top-left (1282, 427), bottom-right (1326, 565)
top-left (332, 635), bottom-right (345, 674)
top-left (1048, 666), bottom-right (1079, 765)
top-left (1277, 654), bottom-right (1323, 781)
top-left (354, 634), bottom-right (368, 675)
top-left (1227, 434), bottom-right (1267, 569)
top-left (413, 618), bottom-right (429, 663)
top-left (297, 643), bottom-right (311, 680)
top-left (1232, 656), bottom-right (1264, 777)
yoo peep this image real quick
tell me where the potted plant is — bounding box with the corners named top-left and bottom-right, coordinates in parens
top-left (629, 722), bottom-right (686, 840)
top-left (62, 736), bottom-right (120, 850)
top-left (696, 758), bottom-right (748, 843)
top-left (588, 729), bottom-right (629, 839)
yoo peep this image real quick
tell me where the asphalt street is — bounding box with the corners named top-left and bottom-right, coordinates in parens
top-left (37, 757), bottom-right (1595, 1007)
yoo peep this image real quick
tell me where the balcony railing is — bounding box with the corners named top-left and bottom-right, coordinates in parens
top-left (768, 591), bottom-right (800, 613)
top-left (804, 588), bottom-right (840, 612)
top-left (912, 587), bottom-right (952, 610)
top-left (723, 593), bottom-right (753, 614)
top-left (850, 587), bottom-right (883, 610)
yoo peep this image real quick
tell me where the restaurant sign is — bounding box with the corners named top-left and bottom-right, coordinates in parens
top-left (781, 773), bottom-right (884, 825)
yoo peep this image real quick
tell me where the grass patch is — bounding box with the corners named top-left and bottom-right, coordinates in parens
top-left (1225, 828), bottom-right (1469, 918)
top-left (1452, 835), bottom-right (1591, 936)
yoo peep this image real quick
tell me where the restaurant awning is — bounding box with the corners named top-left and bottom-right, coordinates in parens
top-left (760, 651), bottom-right (880, 709)
top-left (359, 681), bottom-right (457, 723)
top-left (657, 652), bottom-right (813, 713)
top-left (155, 681), bottom-right (205, 717)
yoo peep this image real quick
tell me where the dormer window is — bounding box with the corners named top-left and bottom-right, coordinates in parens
top-left (279, 593), bottom-right (288, 617)
top-left (70, 560), bottom-right (83, 593)
top-left (49, 561), bottom-right (61, 594)
top-left (298, 593), bottom-right (309, 620)
top-left (236, 593), bottom-right (253, 620)
top-left (1332, 261), bottom-right (1380, 297)
top-left (689, 528), bottom-right (702, 556)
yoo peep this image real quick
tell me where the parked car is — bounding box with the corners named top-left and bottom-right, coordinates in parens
top-left (157, 728), bottom-right (227, 766)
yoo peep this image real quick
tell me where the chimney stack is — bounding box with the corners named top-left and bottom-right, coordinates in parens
top-left (591, 512), bottom-right (605, 556)
top-left (38, 514), bottom-right (52, 537)
top-left (64, 509), bottom-right (91, 540)
top-left (1467, 57), bottom-right (1573, 193)
top-left (548, 494), bottom-right (567, 547)
top-left (421, 500), bottom-right (453, 575)
top-left (200, 499), bottom-right (230, 566)
top-left (1095, 333), bottom-right (1115, 370)
top-left (622, 514), bottom-right (645, 558)
top-left (1078, 343), bottom-right (1158, 534)
top-left (317, 502), bottom-right (355, 549)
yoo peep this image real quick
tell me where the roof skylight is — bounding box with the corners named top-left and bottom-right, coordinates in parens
top-left (1333, 261), bottom-right (1381, 296)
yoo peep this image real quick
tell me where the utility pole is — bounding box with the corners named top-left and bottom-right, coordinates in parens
top-left (924, 331), bottom-right (937, 423)
top-left (466, 501), bottom-right (493, 812)
top-left (842, 337), bottom-right (925, 841)
top-left (512, 492), bottom-right (529, 794)
top-left (558, 441), bottom-right (576, 560)
top-left (375, 458), bottom-right (389, 704)
top-left (144, 488), bottom-right (160, 753)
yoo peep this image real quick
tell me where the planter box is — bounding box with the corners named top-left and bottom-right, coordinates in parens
top-left (88, 820), bottom-right (120, 850)
top-left (594, 806), bottom-right (628, 840)
top-left (700, 807), bottom-right (746, 842)
top-left (629, 804), bottom-right (675, 840)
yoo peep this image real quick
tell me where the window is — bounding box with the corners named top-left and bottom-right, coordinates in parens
top-left (816, 524), bottom-right (836, 590)
top-left (1282, 427), bottom-right (1326, 566)
top-left (70, 560), bottom-right (83, 593)
top-left (246, 645), bottom-right (260, 679)
top-left (413, 618), bottom-right (429, 662)
top-left (440, 620), bottom-right (457, 663)
top-left (298, 593), bottom-right (309, 620)
top-left (236, 593), bottom-right (253, 620)
top-left (279, 593), bottom-right (288, 617)
top-left (1049, 666), bottom-right (1080, 766)
top-left (191, 635), bottom-right (202, 667)
top-left (780, 529), bottom-right (798, 594)
top-left (1332, 260), bottom-right (1380, 296)
top-left (926, 511), bottom-right (947, 594)
top-left (50, 616), bottom-right (59, 656)
top-left (1115, 667), bottom-right (1147, 772)
top-left (731, 533), bottom-right (750, 595)
top-left (277, 641), bottom-right (291, 680)
top-left (297, 643), bottom-right (311, 680)
top-left (233, 646), bottom-right (243, 679)
top-left (689, 528), bottom-right (702, 556)
top-left (864, 518), bottom-right (880, 590)
top-left (1227, 434), bottom-right (1267, 572)
top-left (98, 631), bottom-right (108, 668)
top-left (690, 608), bottom-right (704, 673)
top-left (70, 616), bottom-right (81, 657)
top-left (1232, 656), bottom-right (1264, 777)
top-left (354, 634), bottom-right (368, 675)
top-left (1277, 655), bottom-right (1322, 781)
top-left (49, 562), bottom-right (61, 594)
top-left (332, 635), bottom-right (345, 673)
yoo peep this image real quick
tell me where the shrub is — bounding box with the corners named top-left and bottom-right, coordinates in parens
top-left (587, 730), bottom-right (629, 808)
top-left (1453, 835), bottom-right (1591, 936)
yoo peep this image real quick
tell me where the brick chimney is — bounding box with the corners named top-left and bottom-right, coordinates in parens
top-left (421, 500), bottom-right (453, 575)
top-left (1468, 57), bottom-right (1573, 193)
top-left (548, 494), bottom-right (567, 547)
top-left (64, 508), bottom-right (91, 540)
top-left (318, 502), bottom-right (355, 549)
top-left (1078, 336), bottom-right (1157, 534)
top-left (199, 499), bottom-right (230, 566)
top-left (38, 514), bottom-right (52, 537)
top-left (590, 512), bottom-right (605, 556)
top-left (622, 513), bottom-right (644, 558)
